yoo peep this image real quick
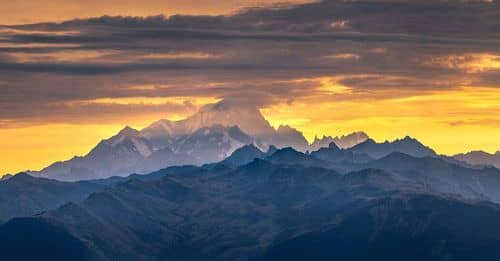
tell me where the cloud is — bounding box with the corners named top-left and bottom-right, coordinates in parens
top-left (447, 119), bottom-right (500, 127)
top-left (426, 53), bottom-right (500, 73)
top-left (1, 0), bottom-right (500, 127)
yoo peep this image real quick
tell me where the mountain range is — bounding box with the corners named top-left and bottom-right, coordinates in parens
top-left (2, 143), bottom-right (500, 260)
top-left (454, 150), bottom-right (500, 169)
top-left (30, 100), bottom-right (368, 181)
top-left (2, 100), bottom-right (500, 260)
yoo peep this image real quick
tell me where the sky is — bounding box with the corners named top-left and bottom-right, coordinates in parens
top-left (1, 0), bottom-right (500, 174)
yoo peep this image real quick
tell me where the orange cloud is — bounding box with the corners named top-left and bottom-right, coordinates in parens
top-left (261, 79), bottom-right (500, 156)
top-left (427, 53), bottom-right (500, 73)
top-left (0, 0), bottom-right (314, 25)
top-left (325, 53), bottom-right (360, 60)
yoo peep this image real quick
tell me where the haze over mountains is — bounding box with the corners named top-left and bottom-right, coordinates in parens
top-left (3, 140), bottom-right (500, 260)
top-left (2, 1), bottom-right (500, 260)
top-left (1, 99), bottom-right (499, 260)
top-left (30, 100), bottom-right (369, 181)
top-left (454, 151), bottom-right (500, 169)
top-left (20, 99), bottom-right (499, 182)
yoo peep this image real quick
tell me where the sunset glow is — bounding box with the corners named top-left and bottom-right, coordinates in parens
top-left (1, 0), bottom-right (500, 175)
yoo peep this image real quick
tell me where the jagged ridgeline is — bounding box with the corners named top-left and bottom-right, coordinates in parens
top-left (3, 101), bottom-right (500, 261)
top-left (2, 139), bottom-right (500, 260)
top-left (29, 100), bottom-right (369, 181)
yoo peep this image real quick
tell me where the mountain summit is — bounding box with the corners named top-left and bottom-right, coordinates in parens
top-left (142, 100), bottom-right (276, 141)
top-left (309, 131), bottom-right (369, 151)
top-left (30, 100), bottom-right (369, 181)
top-left (347, 136), bottom-right (436, 159)
top-left (454, 150), bottom-right (500, 168)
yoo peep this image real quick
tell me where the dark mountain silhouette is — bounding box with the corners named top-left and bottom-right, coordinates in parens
top-left (265, 147), bottom-right (336, 169)
top-left (2, 158), bottom-right (500, 260)
top-left (274, 146), bottom-right (500, 204)
top-left (222, 144), bottom-right (277, 166)
top-left (0, 173), bottom-right (105, 223)
top-left (0, 174), bottom-right (13, 181)
top-left (347, 136), bottom-right (436, 159)
top-left (0, 218), bottom-right (88, 260)
top-left (363, 152), bottom-right (500, 203)
top-left (4, 100), bottom-right (500, 260)
top-left (259, 195), bottom-right (500, 261)
top-left (310, 142), bottom-right (374, 172)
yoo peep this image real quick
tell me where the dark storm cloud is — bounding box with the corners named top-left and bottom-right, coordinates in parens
top-left (1, 0), bottom-right (500, 125)
top-left (5, 28), bottom-right (500, 46)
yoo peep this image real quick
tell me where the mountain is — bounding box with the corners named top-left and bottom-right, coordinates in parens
top-left (132, 125), bottom-right (256, 173)
top-left (281, 143), bottom-right (500, 204)
top-left (31, 100), bottom-right (322, 181)
top-left (168, 125), bottom-right (253, 165)
top-left (35, 124), bottom-right (255, 181)
top-left (222, 144), bottom-right (277, 166)
top-left (309, 131), bottom-right (369, 151)
top-left (266, 147), bottom-right (335, 169)
top-left (30, 99), bottom-right (448, 184)
top-left (0, 174), bottom-right (13, 181)
top-left (3, 158), bottom-right (500, 260)
top-left (0, 161), bottom-right (397, 260)
top-left (259, 195), bottom-right (500, 261)
top-left (30, 99), bottom-right (371, 181)
top-left (272, 125), bottom-right (309, 151)
top-left (347, 136), bottom-right (436, 159)
top-left (181, 100), bottom-right (278, 137)
top-left (138, 101), bottom-right (274, 149)
top-left (35, 126), bottom-right (155, 181)
top-left (309, 142), bottom-right (374, 172)
top-left (0, 173), bottom-right (105, 224)
top-left (140, 100), bottom-right (276, 143)
top-left (454, 150), bottom-right (500, 169)
top-left (363, 152), bottom-right (500, 203)
top-left (140, 101), bottom-right (310, 151)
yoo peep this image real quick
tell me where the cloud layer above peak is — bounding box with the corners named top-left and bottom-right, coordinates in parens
top-left (1, 0), bottom-right (500, 174)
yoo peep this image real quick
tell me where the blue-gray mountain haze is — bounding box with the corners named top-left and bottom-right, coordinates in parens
top-left (1, 103), bottom-right (500, 260)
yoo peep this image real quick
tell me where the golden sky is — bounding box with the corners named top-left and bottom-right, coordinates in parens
top-left (0, 0), bottom-right (312, 24)
top-left (1, 0), bottom-right (500, 175)
top-left (2, 82), bottom-right (499, 175)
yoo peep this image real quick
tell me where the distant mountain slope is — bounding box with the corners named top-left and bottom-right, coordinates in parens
top-left (363, 152), bottom-right (500, 203)
top-left (0, 162), bottom-right (349, 260)
top-left (266, 147), bottom-right (335, 169)
top-left (309, 142), bottom-right (374, 172)
top-left (259, 195), bottom-right (500, 261)
top-left (2, 160), bottom-right (500, 260)
top-left (0, 174), bottom-right (13, 181)
top-left (173, 125), bottom-right (253, 164)
top-left (309, 131), bottom-right (369, 151)
top-left (166, 99), bottom-right (277, 137)
top-left (454, 151), bottom-right (500, 168)
top-left (222, 144), bottom-right (277, 166)
top-left (34, 126), bottom-right (155, 181)
top-left (0, 173), bottom-right (105, 223)
top-left (33, 124), bottom-right (255, 181)
top-left (141, 100), bottom-right (311, 151)
top-left (347, 136), bottom-right (436, 159)
top-left (277, 145), bottom-right (500, 204)
top-left (29, 99), bottom-right (370, 181)
top-left (0, 162), bottom-right (391, 260)
top-left (0, 217), bottom-right (89, 260)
